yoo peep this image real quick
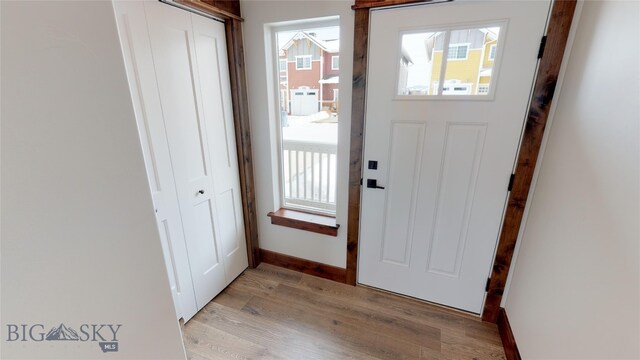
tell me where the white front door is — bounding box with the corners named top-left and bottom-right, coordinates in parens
top-left (145, 2), bottom-right (228, 310)
top-left (359, 0), bottom-right (551, 313)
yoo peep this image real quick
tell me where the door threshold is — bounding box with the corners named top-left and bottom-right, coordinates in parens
top-left (356, 283), bottom-right (482, 320)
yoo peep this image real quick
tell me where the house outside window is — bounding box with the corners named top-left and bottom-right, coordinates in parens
top-left (295, 55), bottom-right (312, 70)
top-left (448, 43), bottom-right (469, 60)
top-left (331, 55), bottom-right (339, 70)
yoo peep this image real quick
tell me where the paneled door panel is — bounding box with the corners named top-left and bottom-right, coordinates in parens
top-left (191, 15), bottom-right (248, 283)
top-left (113, 1), bottom-right (198, 321)
top-left (359, 0), bottom-right (551, 313)
top-left (145, 1), bottom-right (227, 310)
top-left (115, 0), bottom-right (248, 319)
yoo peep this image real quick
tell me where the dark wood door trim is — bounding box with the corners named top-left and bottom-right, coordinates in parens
top-left (346, 8), bottom-right (370, 285)
top-left (225, 18), bottom-right (261, 268)
top-left (352, 0), bottom-right (442, 10)
top-left (482, 0), bottom-right (577, 322)
top-left (346, 0), bottom-right (577, 321)
top-left (174, 0), bottom-right (243, 21)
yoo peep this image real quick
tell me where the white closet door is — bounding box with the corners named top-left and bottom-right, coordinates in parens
top-left (191, 15), bottom-right (248, 283)
top-left (144, 1), bottom-right (227, 310)
top-left (113, 1), bottom-right (198, 321)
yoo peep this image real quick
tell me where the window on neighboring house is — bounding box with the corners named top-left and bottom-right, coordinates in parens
top-left (331, 56), bottom-right (339, 70)
top-left (488, 44), bottom-right (497, 60)
top-left (274, 23), bottom-right (341, 217)
top-left (296, 55), bottom-right (312, 70)
top-left (279, 59), bottom-right (287, 72)
top-left (442, 83), bottom-right (472, 95)
top-left (447, 43), bottom-right (469, 60)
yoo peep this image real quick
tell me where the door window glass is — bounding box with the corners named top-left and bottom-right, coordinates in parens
top-left (397, 24), bottom-right (503, 98)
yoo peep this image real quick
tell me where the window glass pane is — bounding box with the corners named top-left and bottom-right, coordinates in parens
top-left (397, 31), bottom-right (440, 95)
top-left (448, 44), bottom-right (468, 60)
top-left (296, 56), bottom-right (312, 70)
top-left (442, 27), bottom-right (500, 96)
top-left (276, 26), bottom-right (340, 215)
top-left (398, 25), bottom-right (501, 97)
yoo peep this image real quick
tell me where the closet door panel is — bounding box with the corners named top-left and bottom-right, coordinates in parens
top-left (145, 1), bottom-right (227, 310)
top-left (191, 15), bottom-right (248, 283)
top-left (113, 0), bottom-right (198, 321)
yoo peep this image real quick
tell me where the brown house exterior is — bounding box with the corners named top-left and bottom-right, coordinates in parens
top-left (287, 61), bottom-right (321, 91)
top-left (279, 31), bottom-right (339, 115)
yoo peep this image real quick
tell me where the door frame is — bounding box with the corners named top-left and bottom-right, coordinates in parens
top-left (346, 0), bottom-right (577, 322)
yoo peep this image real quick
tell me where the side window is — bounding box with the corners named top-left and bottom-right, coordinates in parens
top-left (276, 25), bottom-right (340, 215)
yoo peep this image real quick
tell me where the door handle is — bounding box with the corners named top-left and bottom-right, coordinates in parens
top-left (366, 179), bottom-right (385, 189)
top-left (197, 189), bottom-right (205, 195)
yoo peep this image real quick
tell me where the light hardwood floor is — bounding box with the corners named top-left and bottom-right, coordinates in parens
top-left (182, 263), bottom-right (506, 360)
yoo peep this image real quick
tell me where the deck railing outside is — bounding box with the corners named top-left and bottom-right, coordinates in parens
top-left (282, 139), bottom-right (337, 213)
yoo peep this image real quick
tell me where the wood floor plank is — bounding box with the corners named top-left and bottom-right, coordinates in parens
top-left (294, 272), bottom-right (468, 332)
top-left (226, 270), bottom-right (280, 298)
top-left (463, 318), bottom-right (503, 347)
top-left (184, 346), bottom-right (216, 360)
top-left (242, 294), bottom-right (422, 359)
top-left (183, 320), bottom-right (281, 360)
top-left (211, 285), bottom-right (254, 310)
top-left (183, 266), bottom-right (506, 360)
top-left (193, 301), bottom-right (370, 359)
top-left (271, 282), bottom-right (441, 350)
top-left (420, 346), bottom-right (444, 360)
top-left (441, 329), bottom-right (506, 360)
top-left (253, 263), bottom-right (303, 285)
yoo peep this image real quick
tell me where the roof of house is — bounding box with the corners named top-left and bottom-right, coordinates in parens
top-left (281, 31), bottom-right (339, 53)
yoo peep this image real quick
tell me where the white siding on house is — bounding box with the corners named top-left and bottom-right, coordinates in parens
top-left (434, 29), bottom-right (486, 50)
top-left (286, 38), bottom-right (323, 60)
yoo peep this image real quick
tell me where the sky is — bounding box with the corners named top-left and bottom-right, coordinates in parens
top-left (402, 32), bottom-right (438, 88)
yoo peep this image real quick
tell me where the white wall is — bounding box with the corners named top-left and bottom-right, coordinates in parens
top-left (1, 1), bottom-right (186, 359)
top-left (503, 1), bottom-right (640, 358)
top-left (240, 0), bottom-right (354, 267)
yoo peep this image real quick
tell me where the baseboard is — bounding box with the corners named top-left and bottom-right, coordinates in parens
top-left (497, 308), bottom-right (521, 360)
top-left (259, 249), bottom-right (347, 283)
